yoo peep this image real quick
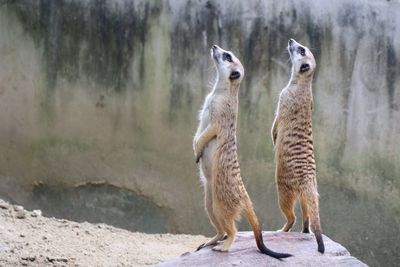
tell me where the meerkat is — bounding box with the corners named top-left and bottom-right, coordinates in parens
top-left (271, 38), bottom-right (325, 253)
top-left (193, 45), bottom-right (292, 259)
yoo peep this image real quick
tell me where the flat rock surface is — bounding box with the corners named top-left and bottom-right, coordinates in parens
top-left (155, 231), bottom-right (368, 267)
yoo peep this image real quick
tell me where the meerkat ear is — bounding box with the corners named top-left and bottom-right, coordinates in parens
top-left (229, 71), bottom-right (241, 80)
top-left (300, 63), bottom-right (310, 73)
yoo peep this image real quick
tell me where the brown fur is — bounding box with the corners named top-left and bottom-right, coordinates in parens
top-left (194, 45), bottom-right (291, 259)
top-left (271, 39), bottom-right (325, 253)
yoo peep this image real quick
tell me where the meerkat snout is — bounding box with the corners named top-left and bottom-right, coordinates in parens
top-left (287, 38), bottom-right (305, 55)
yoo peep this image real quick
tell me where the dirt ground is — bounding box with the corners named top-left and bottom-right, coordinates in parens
top-left (0, 199), bottom-right (208, 266)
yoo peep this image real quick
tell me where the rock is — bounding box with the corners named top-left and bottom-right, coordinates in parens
top-left (31, 210), bottom-right (42, 217)
top-left (46, 256), bottom-right (68, 263)
top-left (155, 232), bottom-right (367, 267)
top-left (14, 205), bottom-right (24, 211)
top-left (0, 200), bottom-right (10, 209)
top-left (14, 206), bottom-right (26, 219)
top-left (21, 256), bottom-right (36, 262)
top-left (0, 243), bottom-right (10, 253)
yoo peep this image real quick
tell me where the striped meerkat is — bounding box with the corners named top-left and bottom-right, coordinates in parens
top-left (193, 45), bottom-right (291, 259)
top-left (271, 38), bottom-right (325, 253)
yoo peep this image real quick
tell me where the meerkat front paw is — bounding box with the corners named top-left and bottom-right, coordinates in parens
top-left (193, 140), bottom-right (203, 163)
top-left (195, 151), bottom-right (203, 163)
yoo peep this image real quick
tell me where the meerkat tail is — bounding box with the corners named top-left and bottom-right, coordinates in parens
top-left (307, 195), bottom-right (325, 253)
top-left (243, 198), bottom-right (292, 259)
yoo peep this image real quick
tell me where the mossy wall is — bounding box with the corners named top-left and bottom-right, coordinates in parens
top-left (0, 0), bottom-right (399, 265)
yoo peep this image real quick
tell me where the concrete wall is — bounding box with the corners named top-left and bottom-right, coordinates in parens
top-left (0, 0), bottom-right (399, 265)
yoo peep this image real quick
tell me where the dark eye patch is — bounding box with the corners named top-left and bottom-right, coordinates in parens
top-left (229, 70), bottom-right (240, 80)
top-left (223, 52), bottom-right (233, 62)
top-left (298, 47), bottom-right (306, 56)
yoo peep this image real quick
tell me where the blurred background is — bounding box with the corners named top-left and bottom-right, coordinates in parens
top-left (0, 0), bottom-right (399, 266)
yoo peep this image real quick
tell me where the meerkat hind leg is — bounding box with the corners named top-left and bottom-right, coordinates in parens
top-left (197, 233), bottom-right (225, 251)
top-left (212, 219), bottom-right (237, 252)
top-left (300, 196), bottom-right (310, 233)
top-left (196, 182), bottom-right (226, 251)
top-left (278, 190), bottom-right (296, 232)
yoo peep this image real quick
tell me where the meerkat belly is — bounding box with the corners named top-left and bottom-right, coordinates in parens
top-left (200, 139), bottom-right (218, 181)
top-left (277, 121), bottom-right (316, 188)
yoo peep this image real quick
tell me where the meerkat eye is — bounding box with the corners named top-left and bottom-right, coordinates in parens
top-left (300, 63), bottom-right (310, 73)
top-left (223, 53), bottom-right (233, 62)
top-left (298, 47), bottom-right (306, 56)
top-left (229, 70), bottom-right (241, 80)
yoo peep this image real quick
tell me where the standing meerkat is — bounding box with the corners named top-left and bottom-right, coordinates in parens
top-left (193, 45), bottom-right (292, 259)
top-left (271, 38), bottom-right (325, 253)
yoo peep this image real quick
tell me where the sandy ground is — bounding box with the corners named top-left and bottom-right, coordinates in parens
top-left (0, 199), bottom-right (208, 266)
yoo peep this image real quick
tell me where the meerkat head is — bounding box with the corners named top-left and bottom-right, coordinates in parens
top-left (210, 45), bottom-right (244, 85)
top-left (287, 39), bottom-right (316, 78)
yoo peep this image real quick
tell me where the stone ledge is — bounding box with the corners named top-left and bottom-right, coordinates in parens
top-left (155, 231), bottom-right (367, 267)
